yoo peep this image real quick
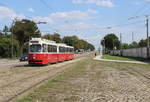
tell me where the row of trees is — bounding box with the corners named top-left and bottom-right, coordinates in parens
top-left (101, 33), bottom-right (150, 53)
top-left (122, 38), bottom-right (150, 49)
top-left (0, 19), bottom-right (95, 58)
top-left (42, 34), bottom-right (95, 51)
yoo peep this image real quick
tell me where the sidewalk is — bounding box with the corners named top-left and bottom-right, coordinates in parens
top-left (93, 55), bottom-right (150, 65)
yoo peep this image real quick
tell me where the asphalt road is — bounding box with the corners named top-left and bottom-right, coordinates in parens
top-left (0, 53), bottom-right (87, 69)
top-left (0, 59), bottom-right (27, 69)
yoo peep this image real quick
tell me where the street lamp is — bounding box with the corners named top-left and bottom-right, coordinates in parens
top-left (11, 19), bottom-right (16, 59)
top-left (36, 22), bottom-right (47, 24)
top-left (101, 38), bottom-right (105, 55)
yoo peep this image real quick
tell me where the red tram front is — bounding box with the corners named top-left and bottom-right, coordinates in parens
top-left (28, 38), bottom-right (74, 65)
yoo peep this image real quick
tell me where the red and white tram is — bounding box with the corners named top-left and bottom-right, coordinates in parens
top-left (28, 38), bottom-right (74, 65)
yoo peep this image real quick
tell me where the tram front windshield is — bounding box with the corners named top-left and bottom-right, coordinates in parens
top-left (30, 44), bottom-right (42, 52)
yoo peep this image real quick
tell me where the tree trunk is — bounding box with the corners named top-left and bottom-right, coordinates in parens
top-left (19, 44), bottom-right (24, 57)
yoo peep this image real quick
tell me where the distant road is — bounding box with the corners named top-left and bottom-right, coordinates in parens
top-left (0, 52), bottom-right (91, 69)
top-left (0, 59), bottom-right (27, 69)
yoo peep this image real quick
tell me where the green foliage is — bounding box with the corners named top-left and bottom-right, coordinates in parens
top-left (121, 37), bottom-right (150, 49)
top-left (43, 33), bottom-right (62, 43)
top-left (101, 34), bottom-right (120, 51)
top-left (128, 41), bottom-right (139, 48)
top-left (62, 36), bottom-right (95, 51)
top-left (3, 25), bottom-right (10, 35)
top-left (11, 19), bottom-right (41, 56)
top-left (122, 43), bottom-right (129, 49)
top-left (11, 19), bottom-right (41, 45)
top-left (0, 38), bottom-right (19, 58)
top-left (138, 39), bottom-right (147, 47)
top-left (43, 34), bottom-right (95, 51)
top-left (62, 36), bottom-right (79, 46)
top-left (0, 19), bottom-right (95, 58)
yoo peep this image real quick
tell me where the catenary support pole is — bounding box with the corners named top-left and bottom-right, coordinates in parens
top-left (146, 15), bottom-right (149, 59)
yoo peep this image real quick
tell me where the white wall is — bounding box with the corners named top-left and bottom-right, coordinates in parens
top-left (110, 47), bottom-right (150, 58)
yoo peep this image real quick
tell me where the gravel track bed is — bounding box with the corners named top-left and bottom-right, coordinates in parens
top-left (35, 61), bottom-right (150, 102)
top-left (0, 58), bottom-right (84, 102)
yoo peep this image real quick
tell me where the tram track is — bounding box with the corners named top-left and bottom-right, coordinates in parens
top-left (117, 65), bottom-right (150, 85)
top-left (0, 55), bottom-right (83, 87)
top-left (129, 68), bottom-right (150, 80)
top-left (0, 57), bottom-right (85, 102)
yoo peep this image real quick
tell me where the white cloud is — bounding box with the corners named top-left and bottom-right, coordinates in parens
top-left (28, 8), bottom-right (34, 12)
top-left (145, 0), bottom-right (150, 2)
top-left (72, 0), bottom-right (82, 4)
top-left (133, 2), bottom-right (141, 6)
top-left (72, 0), bottom-right (115, 7)
top-left (32, 9), bottom-right (97, 24)
top-left (32, 16), bottom-right (54, 24)
top-left (84, 35), bottom-right (102, 41)
top-left (0, 6), bottom-right (25, 21)
top-left (58, 22), bottom-right (103, 33)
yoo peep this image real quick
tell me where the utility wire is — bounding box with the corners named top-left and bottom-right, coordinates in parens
top-left (107, 1), bottom-right (150, 29)
top-left (39, 0), bottom-right (71, 33)
top-left (39, 0), bottom-right (55, 12)
top-left (132, 2), bottom-right (150, 17)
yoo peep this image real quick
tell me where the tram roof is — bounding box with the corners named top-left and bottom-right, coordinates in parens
top-left (30, 38), bottom-right (56, 44)
top-left (57, 43), bottom-right (74, 48)
top-left (30, 38), bottom-right (74, 48)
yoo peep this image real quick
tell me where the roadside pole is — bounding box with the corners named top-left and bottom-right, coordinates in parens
top-left (113, 39), bottom-right (114, 55)
top-left (146, 15), bottom-right (149, 59)
top-left (103, 39), bottom-right (105, 55)
top-left (120, 33), bottom-right (122, 56)
top-left (11, 20), bottom-right (15, 59)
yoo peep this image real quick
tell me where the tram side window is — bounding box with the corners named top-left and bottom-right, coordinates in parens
top-left (48, 45), bottom-right (52, 52)
top-left (59, 47), bottom-right (65, 53)
top-left (67, 48), bottom-right (69, 52)
top-left (53, 46), bottom-right (57, 52)
top-left (59, 47), bottom-right (62, 53)
top-left (68, 48), bottom-right (70, 52)
top-left (69, 48), bottom-right (71, 52)
top-left (70, 48), bottom-right (74, 52)
top-left (63, 47), bottom-right (66, 53)
top-left (42, 44), bottom-right (47, 52)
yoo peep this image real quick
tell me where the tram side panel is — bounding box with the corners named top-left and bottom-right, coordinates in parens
top-left (47, 53), bottom-right (58, 63)
top-left (28, 53), bottom-right (48, 65)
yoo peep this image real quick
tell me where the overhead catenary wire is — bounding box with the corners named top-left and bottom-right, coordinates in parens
top-left (39, 0), bottom-right (55, 12)
top-left (107, 1), bottom-right (150, 30)
top-left (132, 2), bottom-right (150, 17)
top-left (39, 0), bottom-right (71, 30)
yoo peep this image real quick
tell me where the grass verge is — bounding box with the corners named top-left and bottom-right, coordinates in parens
top-left (102, 54), bottom-right (149, 62)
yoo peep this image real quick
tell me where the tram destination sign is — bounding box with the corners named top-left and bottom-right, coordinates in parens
top-left (30, 41), bottom-right (39, 43)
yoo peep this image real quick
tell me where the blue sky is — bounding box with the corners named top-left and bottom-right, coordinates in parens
top-left (0, 0), bottom-right (150, 49)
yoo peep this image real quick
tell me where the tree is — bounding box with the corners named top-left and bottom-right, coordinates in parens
top-left (101, 34), bottom-right (120, 51)
top-left (43, 34), bottom-right (95, 51)
top-left (87, 43), bottom-right (95, 51)
top-left (0, 31), bottom-right (4, 37)
top-left (42, 34), bottom-right (51, 40)
top-left (62, 35), bottom-right (95, 51)
top-left (62, 36), bottom-right (79, 47)
top-left (129, 41), bottom-right (139, 48)
top-left (3, 25), bottom-right (9, 35)
top-left (0, 38), bottom-right (19, 58)
top-left (50, 33), bottom-right (62, 43)
top-left (138, 39), bottom-right (147, 47)
top-left (122, 43), bottom-right (129, 49)
top-left (11, 19), bottom-right (41, 56)
top-left (43, 33), bottom-right (62, 43)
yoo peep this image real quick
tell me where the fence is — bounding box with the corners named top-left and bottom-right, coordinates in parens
top-left (110, 47), bottom-right (150, 59)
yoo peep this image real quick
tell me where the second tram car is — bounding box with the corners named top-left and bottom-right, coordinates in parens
top-left (28, 38), bottom-right (74, 65)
